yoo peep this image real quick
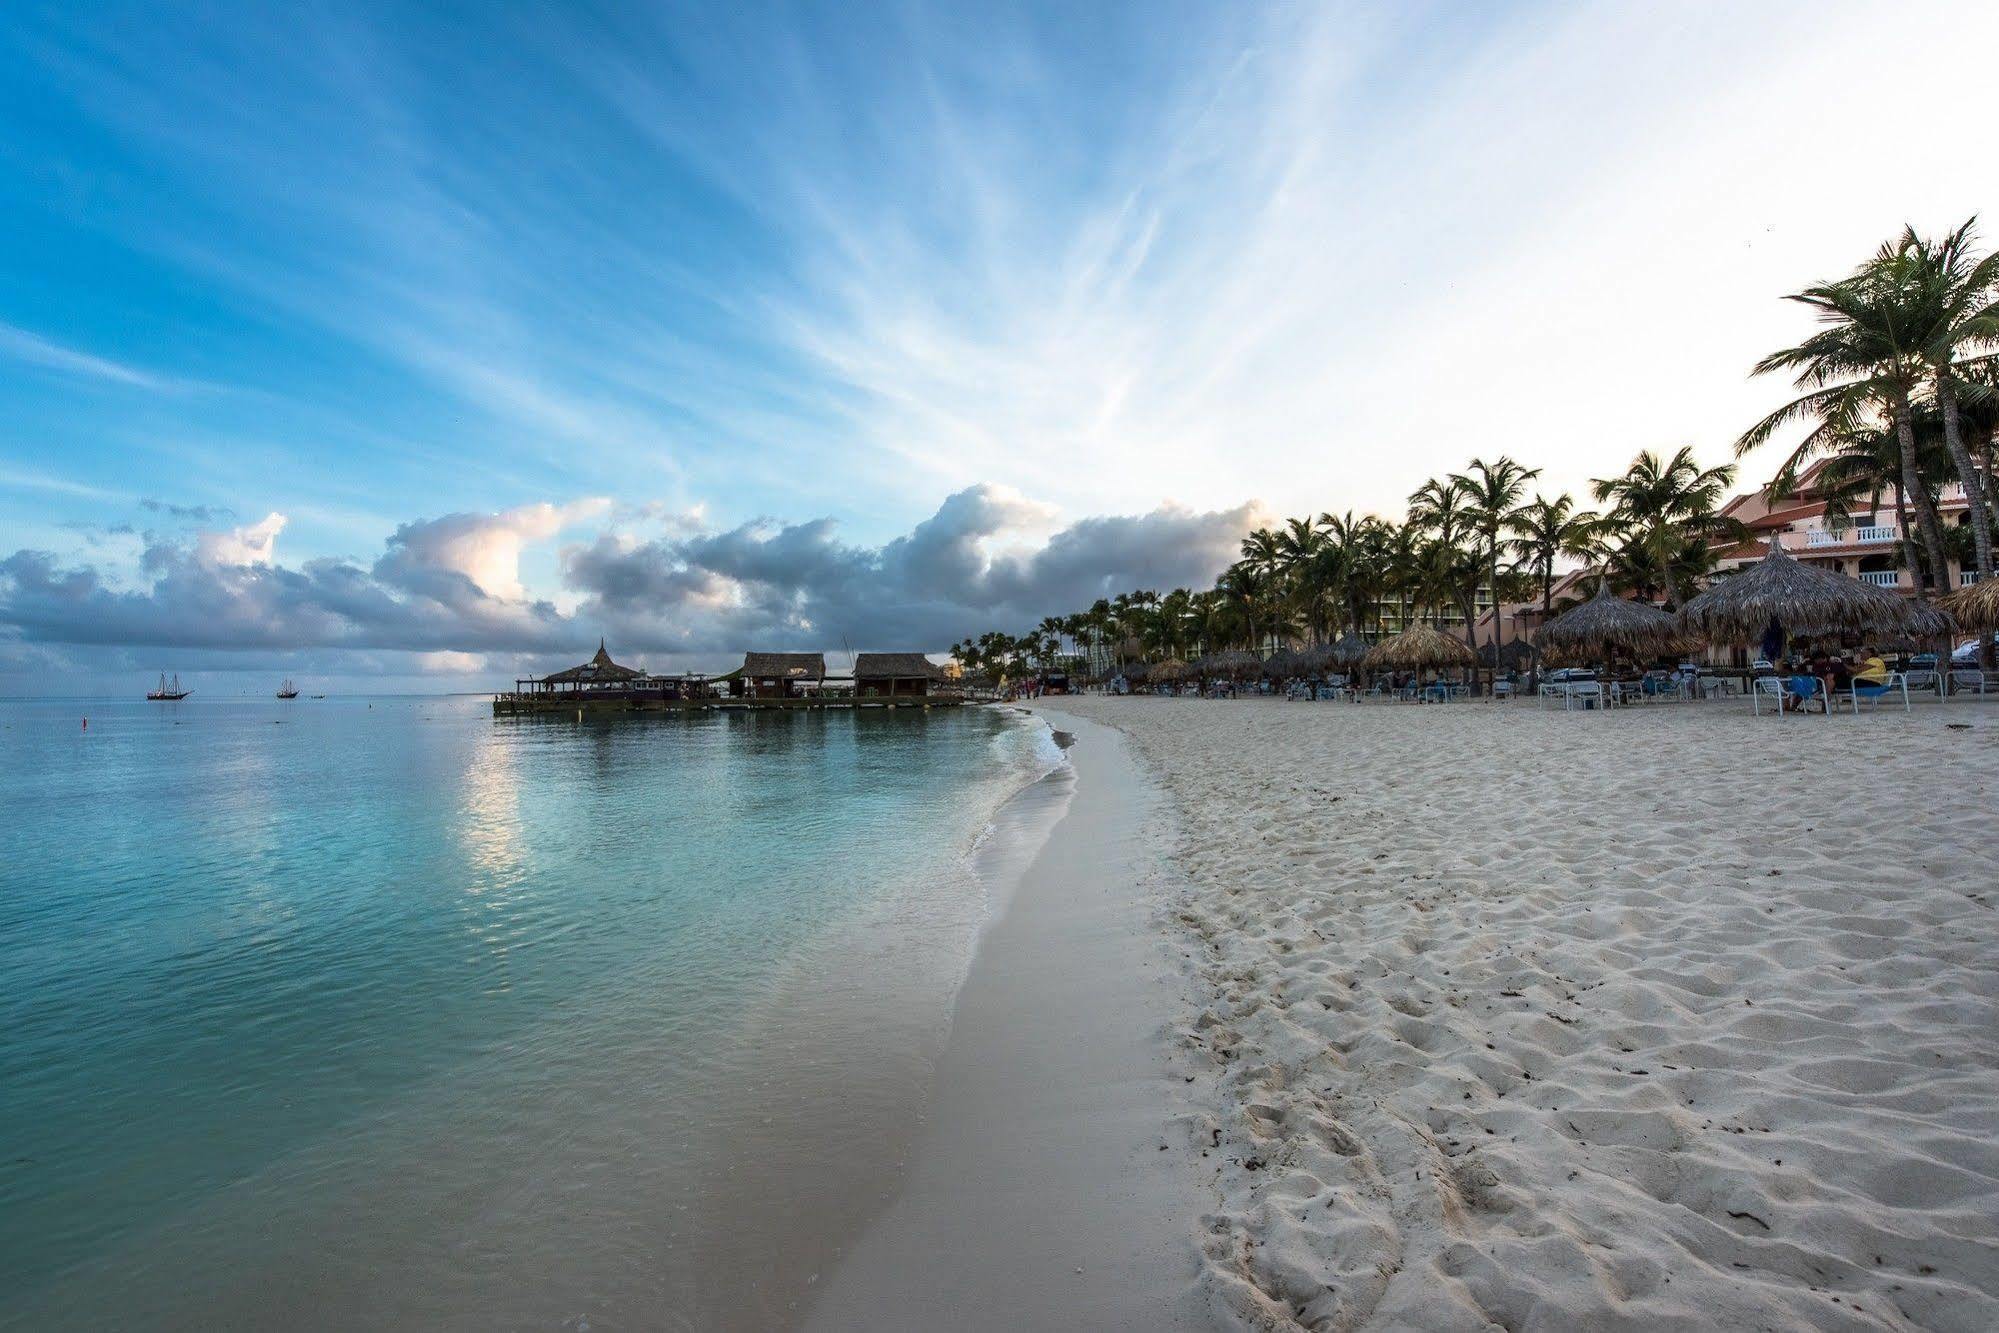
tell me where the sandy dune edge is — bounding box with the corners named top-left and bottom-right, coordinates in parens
top-left (1043, 696), bottom-right (1999, 1332)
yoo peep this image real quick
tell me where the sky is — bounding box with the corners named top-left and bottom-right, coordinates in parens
top-left (3, 0), bottom-right (1997, 691)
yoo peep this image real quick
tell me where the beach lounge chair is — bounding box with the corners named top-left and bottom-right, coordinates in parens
top-left (1949, 669), bottom-right (1986, 699)
top-left (1905, 654), bottom-right (1942, 697)
top-left (1846, 671), bottom-right (1910, 713)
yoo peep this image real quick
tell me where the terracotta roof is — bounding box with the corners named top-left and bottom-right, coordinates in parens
top-left (853, 652), bottom-right (941, 679)
top-left (741, 652), bottom-right (826, 680)
top-left (1748, 501), bottom-right (1828, 530)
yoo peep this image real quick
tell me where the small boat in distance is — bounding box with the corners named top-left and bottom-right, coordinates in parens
top-left (277, 679), bottom-right (299, 699)
top-left (147, 673), bottom-right (190, 701)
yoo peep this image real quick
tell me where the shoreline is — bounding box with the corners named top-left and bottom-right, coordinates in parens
top-left (803, 707), bottom-right (1213, 1332)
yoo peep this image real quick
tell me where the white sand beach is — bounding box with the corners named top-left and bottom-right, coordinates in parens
top-left (990, 696), bottom-right (1999, 1331)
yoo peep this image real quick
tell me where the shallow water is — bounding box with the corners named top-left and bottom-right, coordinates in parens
top-left (0, 694), bottom-right (1060, 1329)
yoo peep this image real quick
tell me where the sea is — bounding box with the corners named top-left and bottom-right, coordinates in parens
top-left (0, 693), bottom-right (1067, 1330)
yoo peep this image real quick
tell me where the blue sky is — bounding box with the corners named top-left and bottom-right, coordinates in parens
top-left (3, 1), bottom-right (1997, 688)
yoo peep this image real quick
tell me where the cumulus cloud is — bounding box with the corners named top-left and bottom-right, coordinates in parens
top-left (375, 499), bottom-right (611, 601)
top-left (193, 511), bottom-right (287, 568)
top-left (0, 486), bottom-right (1265, 667)
top-left (564, 484), bottom-right (1266, 650)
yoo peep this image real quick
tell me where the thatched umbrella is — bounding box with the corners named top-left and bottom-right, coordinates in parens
top-left (1122, 660), bottom-right (1151, 684)
top-left (1361, 623), bottom-right (1478, 672)
top-left (1261, 647), bottom-right (1303, 678)
top-left (1940, 578), bottom-right (1999, 632)
top-left (1876, 602), bottom-right (1960, 654)
top-left (1151, 657), bottom-right (1187, 683)
top-left (1327, 632), bottom-right (1371, 667)
top-left (1199, 649), bottom-right (1265, 679)
top-left (1537, 584), bottom-right (1692, 666)
top-left (1677, 540), bottom-right (1921, 646)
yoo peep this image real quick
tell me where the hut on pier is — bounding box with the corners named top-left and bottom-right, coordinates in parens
top-left (735, 652), bottom-right (827, 699)
top-left (853, 653), bottom-right (943, 698)
top-left (518, 640), bottom-right (643, 698)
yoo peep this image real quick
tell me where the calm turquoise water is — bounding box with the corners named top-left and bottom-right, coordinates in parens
top-left (0, 695), bottom-right (1058, 1330)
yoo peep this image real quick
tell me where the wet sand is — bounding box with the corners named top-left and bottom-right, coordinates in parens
top-left (805, 710), bottom-right (1213, 1332)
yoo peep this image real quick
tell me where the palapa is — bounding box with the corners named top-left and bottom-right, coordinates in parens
top-left (541, 640), bottom-right (643, 684)
top-left (1327, 632), bottom-right (1372, 666)
top-left (1940, 577), bottom-right (1999, 632)
top-left (1196, 649), bottom-right (1264, 678)
top-left (1261, 647), bottom-right (1304, 678)
top-left (1150, 657), bottom-right (1188, 682)
top-left (1361, 623), bottom-right (1477, 671)
top-left (1536, 584), bottom-right (1691, 665)
top-left (1676, 539), bottom-right (1919, 642)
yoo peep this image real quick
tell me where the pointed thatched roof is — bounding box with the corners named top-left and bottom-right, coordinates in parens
top-left (1150, 657), bottom-right (1188, 682)
top-left (1941, 577), bottom-right (1999, 632)
top-left (542, 639), bottom-right (642, 684)
top-left (1536, 584), bottom-right (1692, 665)
top-left (1362, 623), bottom-right (1477, 670)
top-left (1327, 632), bottom-right (1372, 666)
top-left (1677, 540), bottom-right (1920, 643)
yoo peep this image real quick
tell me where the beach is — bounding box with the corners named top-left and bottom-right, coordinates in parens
top-left (988, 695), bottom-right (1999, 1330)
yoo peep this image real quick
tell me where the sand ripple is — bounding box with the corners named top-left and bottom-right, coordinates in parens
top-left (1050, 696), bottom-right (1999, 1332)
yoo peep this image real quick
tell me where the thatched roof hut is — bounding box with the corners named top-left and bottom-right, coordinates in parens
top-left (1677, 540), bottom-right (1920, 643)
top-left (1150, 657), bottom-right (1187, 682)
top-left (1361, 623), bottom-right (1477, 671)
top-left (1196, 649), bottom-right (1264, 677)
top-left (1941, 577), bottom-right (1999, 632)
top-left (1261, 647), bottom-right (1304, 678)
top-left (1327, 632), bottom-right (1372, 667)
top-left (542, 640), bottom-right (643, 685)
top-left (852, 652), bottom-right (942, 681)
top-left (1536, 584), bottom-right (1691, 665)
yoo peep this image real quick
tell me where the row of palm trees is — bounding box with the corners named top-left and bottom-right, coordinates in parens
top-left (952, 219), bottom-right (1999, 685)
top-left (949, 447), bottom-right (1744, 685)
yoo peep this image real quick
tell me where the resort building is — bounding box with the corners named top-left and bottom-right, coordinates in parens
top-left (734, 652), bottom-right (827, 699)
top-left (1713, 461), bottom-right (1985, 594)
top-left (852, 653), bottom-right (943, 698)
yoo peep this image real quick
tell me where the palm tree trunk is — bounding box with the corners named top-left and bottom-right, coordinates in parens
top-left (1892, 390), bottom-right (1952, 603)
top-left (1936, 371), bottom-right (1994, 580)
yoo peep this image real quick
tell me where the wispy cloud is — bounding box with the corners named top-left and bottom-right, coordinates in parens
top-left (0, 321), bottom-right (186, 392)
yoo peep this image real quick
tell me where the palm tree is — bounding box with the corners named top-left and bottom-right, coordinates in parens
top-left (1407, 478), bottom-right (1481, 643)
top-left (1507, 494), bottom-right (1598, 689)
top-left (1894, 219), bottom-right (1999, 582)
top-left (1590, 448), bottom-right (1743, 608)
top-left (1454, 456), bottom-right (1540, 691)
top-left (1739, 259), bottom-right (1953, 600)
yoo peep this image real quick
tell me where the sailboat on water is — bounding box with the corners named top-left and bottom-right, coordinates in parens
top-left (146, 673), bottom-right (190, 700)
top-left (276, 678), bottom-right (299, 699)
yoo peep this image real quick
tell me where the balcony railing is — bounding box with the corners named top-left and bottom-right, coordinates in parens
top-left (1964, 571), bottom-right (1986, 587)
top-left (1804, 525), bottom-right (1896, 547)
top-left (1858, 571), bottom-right (1902, 587)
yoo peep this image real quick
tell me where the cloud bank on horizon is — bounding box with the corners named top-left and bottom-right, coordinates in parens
top-left (2, 1), bottom-right (1998, 679)
top-left (0, 488), bottom-right (1263, 678)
